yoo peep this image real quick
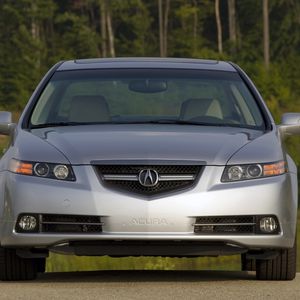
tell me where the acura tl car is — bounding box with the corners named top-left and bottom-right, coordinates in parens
top-left (0, 58), bottom-right (299, 281)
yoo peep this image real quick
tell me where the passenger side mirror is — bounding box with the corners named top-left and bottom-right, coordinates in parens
top-left (0, 111), bottom-right (15, 135)
top-left (278, 113), bottom-right (300, 137)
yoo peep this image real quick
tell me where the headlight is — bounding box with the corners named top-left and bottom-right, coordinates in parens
top-left (221, 161), bottom-right (287, 182)
top-left (9, 159), bottom-right (76, 181)
top-left (53, 165), bottom-right (69, 180)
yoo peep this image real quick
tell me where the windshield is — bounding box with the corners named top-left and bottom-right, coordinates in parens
top-left (29, 69), bottom-right (265, 129)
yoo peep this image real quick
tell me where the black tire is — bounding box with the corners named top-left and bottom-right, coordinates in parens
top-left (0, 247), bottom-right (38, 281)
top-left (37, 257), bottom-right (46, 273)
top-left (256, 239), bottom-right (297, 280)
top-left (241, 253), bottom-right (256, 271)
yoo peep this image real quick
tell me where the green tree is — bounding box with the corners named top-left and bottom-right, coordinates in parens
top-left (0, 0), bottom-right (55, 109)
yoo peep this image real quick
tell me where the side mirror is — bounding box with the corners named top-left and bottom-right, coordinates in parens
top-left (278, 113), bottom-right (300, 137)
top-left (0, 111), bottom-right (15, 135)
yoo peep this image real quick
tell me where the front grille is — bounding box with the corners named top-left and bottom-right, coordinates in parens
top-left (40, 214), bottom-right (103, 233)
top-left (193, 215), bottom-right (280, 235)
top-left (95, 165), bottom-right (202, 196)
top-left (97, 165), bottom-right (200, 174)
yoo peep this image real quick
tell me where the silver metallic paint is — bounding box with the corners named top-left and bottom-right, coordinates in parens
top-left (0, 58), bottom-right (298, 257)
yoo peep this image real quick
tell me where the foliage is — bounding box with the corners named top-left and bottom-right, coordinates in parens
top-left (46, 252), bottom-right (242, 273)
top-left (0, 1), bottom-right (299, 115)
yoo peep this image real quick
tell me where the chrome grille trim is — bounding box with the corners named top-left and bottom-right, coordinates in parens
top-left (41, 221), bottom-right (104, 226)
top-left (40, 214), bottom-right (103, 233)
top-left (102, 174), bottom-right (195, 181)
top-left (103, 175), bottom-right (138, 181)
top-left (193, 222), bottom-right (256, 226)
top-left (193, 215), bottom-right (280, 235)
top-left (159, 175), bottom-right (195, 181)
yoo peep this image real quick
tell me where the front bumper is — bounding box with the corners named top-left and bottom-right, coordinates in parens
top-left (0, 165), bottom-right (297, 253)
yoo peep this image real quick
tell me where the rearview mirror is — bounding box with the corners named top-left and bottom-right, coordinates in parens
top-left (129, 79), bottom-right (167, 93)
top-left (278, 113), bottom-right (300, 137)
top-left (0, 111), bottom-right (15, 135)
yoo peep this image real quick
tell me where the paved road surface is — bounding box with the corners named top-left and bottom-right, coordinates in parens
top-left (0, 271), bottom-right (299, 300)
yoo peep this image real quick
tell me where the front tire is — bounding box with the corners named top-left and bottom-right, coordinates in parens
top-left (0, 247), bottom-right (38, 281)
top-left (256, 239), bottom-right (297, 280)
top-left (37, 257), bottom-right (46, 273)
top-left (241, 253), bottom-right (256, 271)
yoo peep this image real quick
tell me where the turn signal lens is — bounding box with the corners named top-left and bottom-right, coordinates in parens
top-left (263, 161), bottom-right (286, 176)
top-left (9, 159), bottom-right (33, 175)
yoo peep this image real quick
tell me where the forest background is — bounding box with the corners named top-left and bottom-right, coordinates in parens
top-left (0, 0), bottom-right (299, 272)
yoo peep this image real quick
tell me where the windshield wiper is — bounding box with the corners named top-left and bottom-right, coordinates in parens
top-left (30, 121), bottom-right (110, 129)
top-left (30, 119), bottom-right (253, 129)
top-left (149, 119), bottom-right (215, 125)
top-left (129, 119), bottom-right (252, 128)
top-left (113, 119), bottom-right (224, 126)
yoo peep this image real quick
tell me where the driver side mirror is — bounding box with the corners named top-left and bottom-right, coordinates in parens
top-left (0, 111), bottom-right (15, 135)
top-left (278, 113), bottom-right (300, 137)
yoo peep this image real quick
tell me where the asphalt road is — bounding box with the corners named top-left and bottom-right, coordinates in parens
top-left (0, 271), bottom-right (299, 300)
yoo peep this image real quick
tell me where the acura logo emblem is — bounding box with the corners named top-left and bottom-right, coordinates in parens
top-left (138, 169), bottom-right (159, 187)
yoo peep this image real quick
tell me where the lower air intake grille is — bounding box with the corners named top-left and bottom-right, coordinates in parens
top-left (40, 214), bottom-right (103, 233)
top-left (193, 215), bottom-right (280, 235)
top-left (95, 165), bottom-right (202, 196)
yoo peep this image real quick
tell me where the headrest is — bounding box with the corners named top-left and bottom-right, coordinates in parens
top-left (69, 95), bottom-right (110, 123)
top-left (180, 98), bottom-right (222, 120)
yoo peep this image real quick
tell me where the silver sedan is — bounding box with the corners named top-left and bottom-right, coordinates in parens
top-left (0, 58), bottom-right (299, 280)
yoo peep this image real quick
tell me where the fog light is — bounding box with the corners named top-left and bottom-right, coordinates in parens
top-left (259, 217), bottom-right (278, 233)
top-left (18, 215), bottom-right (37, 231)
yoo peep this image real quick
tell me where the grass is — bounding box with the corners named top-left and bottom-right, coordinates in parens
top-left (46, 212), bottom-right (300, 273)
top-left (46, 253), bottom-right (241, 273)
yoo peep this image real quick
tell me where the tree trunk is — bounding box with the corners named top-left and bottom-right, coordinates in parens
top-left (158, 0), bottom-right (170, 57)
top-left (227, 0), bottom-right (236, 54)
top-left (158, 0), bottom-right (164, 57)
top-left (215, 0), bottom-right (223, 54)
top-left (100, 0), bottom-right (107, 58)
top-left (90, 3), bottom-right (101, 57)
top-left (192, 0), bottom-right (198, 53)
top-left (106, 6), bottom-right (115, 58)
top-left (31, 1), bottom-right (40, 70)
top-left (263, 0), bottom-right (270, 69)
top-left (163, 0), bottom-right (170, 57)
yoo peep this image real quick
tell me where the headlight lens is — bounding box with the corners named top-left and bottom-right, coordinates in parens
top-left (227, 166), bottom-right (244, 181)
top-left (222, 161), bottom-right (286, 182)
top-left (34, 163), bottom-right (50, 177)
top-left (53, 165), bottom-right (69, 180)
top-left (9, 159), bottom-right (75, 181)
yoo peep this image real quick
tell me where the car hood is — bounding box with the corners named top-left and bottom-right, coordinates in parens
top-left (31, 124), bottom-right (264, 165)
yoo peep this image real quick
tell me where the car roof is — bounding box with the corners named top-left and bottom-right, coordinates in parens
top-left (57, 57), bottom-right (236, 72)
